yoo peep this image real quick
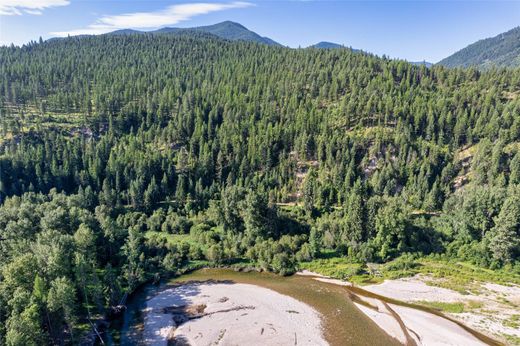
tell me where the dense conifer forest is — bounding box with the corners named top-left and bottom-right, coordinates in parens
top-left (0, 32), bottom-right (519, 344)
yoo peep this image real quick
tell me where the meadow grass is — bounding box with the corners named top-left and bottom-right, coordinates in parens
top-left (503, 314), bottom-right (520, 329)
top-left (298, 252), bottom-right (520, 290)
top-left (416, 301), bottom-right (466, 313)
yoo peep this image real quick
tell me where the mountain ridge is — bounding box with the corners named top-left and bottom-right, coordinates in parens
top-left (106, 21), bottom-right (281, 46)
top-left (311, 41), bottom-right (344, 49)
top-left (438, 26), bottom-right (520, 69)
top-left (410, 61), bottom-right (433, 67)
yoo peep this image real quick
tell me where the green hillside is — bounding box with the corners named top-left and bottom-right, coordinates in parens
top-left (0, 32), bottom-right (519, 344)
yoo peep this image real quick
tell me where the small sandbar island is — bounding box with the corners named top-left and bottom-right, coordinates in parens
top-left (143, 281), bottom-right (326, 345)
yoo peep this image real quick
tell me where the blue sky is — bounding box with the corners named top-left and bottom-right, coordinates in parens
top-left (1, 0), bottom-right (519, 62)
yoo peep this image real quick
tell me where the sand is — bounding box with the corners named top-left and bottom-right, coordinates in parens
top-left (296, 269), bottom-right (329, 278)
top-left (364, 275), bottom-right (520, 342)
top-left (353, 298), bottom-right (408, 344)
top-left (296, 271), bottom-right (352, 286)
top-left (351, 295), bottom-right (486, 345)
top-left (313, 277), bottom-right (353, 286)
top-left (363, 275), bottom-right (472, 302)
top-left (143, 281), bottom-right (327, 346)
top-left (141, 271), bottom-right (517, 345)
top-left (390, 304), bottom-right (485, 345)
top-left (297, 271), bottom-right (490, 345)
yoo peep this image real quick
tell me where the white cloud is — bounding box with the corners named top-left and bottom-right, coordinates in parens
top-left (24, 9), bottom-right (43, 15)
top-left (0, 0), bottom-right (69, 16)
top-left (51, 1), bottom-right (253, 37)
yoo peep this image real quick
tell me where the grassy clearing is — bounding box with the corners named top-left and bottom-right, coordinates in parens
top-left (299, 258), bottom-right (363, 279)
top-left (377, 256), bottom-right (520, 294)
top-left (298, 252), bottom-right (520, 291)
top-left (414, 300), bottom-right (483, 314)
top-left (1, 105), bottom-right (93, 146)
top-left (298, 251), bottom-right (384, 285)
top-left (416, 301), bottom-right (466, 313)
top-left (503, 334), bottom-right (520, 345)
top-left (417, 259), bottom-right (520, 294)
top-left (503, 314), bottom-right (520, 329)
top-left (144, 230), bottom-right (214, 257)
top-left (467, 300), bottom-right (484, 310)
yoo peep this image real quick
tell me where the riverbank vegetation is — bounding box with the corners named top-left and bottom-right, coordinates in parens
top-left (1, 32), bottom-right (519, 344)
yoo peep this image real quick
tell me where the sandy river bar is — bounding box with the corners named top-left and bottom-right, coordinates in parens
top-left (143, 281), bottom-right (327, 345)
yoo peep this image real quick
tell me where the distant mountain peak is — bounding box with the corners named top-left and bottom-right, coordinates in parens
top-left (217, 20), bottom-right (248, 29)
top-left (108, 29), bottom-right (141, 35)
top-left (106, 21), bottom-right (281, 46)
top-left (310, 41), bottom-right (344, 49)
top-left (410, 61), bottom-right (433, 68)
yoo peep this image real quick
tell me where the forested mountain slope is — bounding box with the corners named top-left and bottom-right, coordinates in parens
top-left (439, 26), bottom-right (520, 69)
top-left (0, 32), bottom-right (519, 344)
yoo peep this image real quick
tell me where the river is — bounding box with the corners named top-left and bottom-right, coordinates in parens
top-left (112, 268), bottom-right (498, 345)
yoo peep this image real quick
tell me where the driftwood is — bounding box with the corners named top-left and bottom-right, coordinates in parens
top-left (78, 320), bottom-right (109, 346)
top-left (163, 304), bottom-right (255, 322)
top-left (163, 304), bottom-right (255, 345)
